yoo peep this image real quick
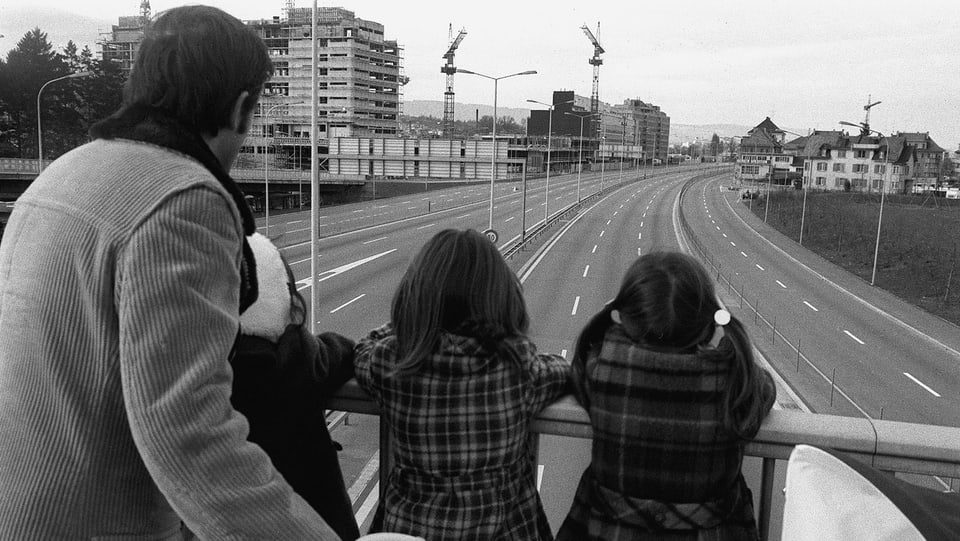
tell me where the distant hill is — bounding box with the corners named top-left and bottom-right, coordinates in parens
top-left (401, 100), bottom-right (785, 145)
top-left (2, 7), bottom-right (109, 54)
top-left (403, 100), bottom-right (530, 125)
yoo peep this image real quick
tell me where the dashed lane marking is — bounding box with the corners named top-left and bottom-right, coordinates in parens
top-left (804, 301), bottom-right (819, 312)
top-left (843, 330), bottom-right (865, 345)
top-left (903, 372), bottom-right (942, 397)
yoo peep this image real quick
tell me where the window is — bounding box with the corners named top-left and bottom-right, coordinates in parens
top-left (855, 150), bottom-right (867, 158)
top-left (816, 162), bottom-right (827, 171)
top-left (836, 150), bottom-right (847, 158)
top-left (816, 177), bottom-right (826, 186)
top-left (835, 177), bottom-right (848, 188)
top-left (874, 164), bottom-right (886, 174)
top-left (893, 165), bottom-right (901, 174)
top-left (741, 165), bottom-right (760, 175)
top-left (833, 163), bottom-right (845, 172)
top-left (872, 179), bottom-right (881, 190)
top-left (804, 162), bottom-right (810, 170)
top-left (852, 164), bottom-right (867, 173)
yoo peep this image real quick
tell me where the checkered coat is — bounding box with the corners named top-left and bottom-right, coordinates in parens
top-left (556, 324), bottom-right (776, 541)
top-left (355, 324), bottom-right (570, 540)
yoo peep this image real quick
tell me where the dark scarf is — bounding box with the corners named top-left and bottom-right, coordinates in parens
top-left (90, 105), bottom-right (258, 313)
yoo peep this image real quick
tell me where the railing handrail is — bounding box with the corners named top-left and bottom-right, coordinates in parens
top-left (329, 379), bottom-right (960, 478)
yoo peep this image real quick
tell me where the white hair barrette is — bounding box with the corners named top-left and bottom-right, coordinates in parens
top-left (714, 309), bottom-right (731, 326)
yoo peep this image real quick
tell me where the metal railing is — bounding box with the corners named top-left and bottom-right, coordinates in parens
top-left (328, 380), bottom-right (960, 541)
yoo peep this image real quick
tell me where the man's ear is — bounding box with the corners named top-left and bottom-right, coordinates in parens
top-left (230, 91), bottom-right (253, 135)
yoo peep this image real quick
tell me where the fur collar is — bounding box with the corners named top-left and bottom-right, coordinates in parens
top-left (240, 233), bottom-right (293, 341)
top-left (91, 105), bottom-right (259, 312)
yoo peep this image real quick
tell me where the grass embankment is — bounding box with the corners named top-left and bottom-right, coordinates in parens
top-left (748, 190), bottom-right (960, 326)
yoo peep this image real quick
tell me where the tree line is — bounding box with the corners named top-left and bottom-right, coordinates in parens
top-left (0, 28), bottom-right (125, 161)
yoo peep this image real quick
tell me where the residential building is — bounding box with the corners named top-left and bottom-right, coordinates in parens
top-left (897, 132), bottom-right (945, 193)
top-left (735, 117), bottom-right (792, 183)
top-left (780, 130), bottom-right (946, 194)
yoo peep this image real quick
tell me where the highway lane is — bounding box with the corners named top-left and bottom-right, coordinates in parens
top-left (681, 175), bottom-right (960, 428)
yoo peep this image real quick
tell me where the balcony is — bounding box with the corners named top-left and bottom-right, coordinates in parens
top-left (328, 380), bottom-right (960, 540)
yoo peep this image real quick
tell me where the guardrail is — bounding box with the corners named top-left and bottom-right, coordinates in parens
top-left (328, 380), bottom-right (959, 541)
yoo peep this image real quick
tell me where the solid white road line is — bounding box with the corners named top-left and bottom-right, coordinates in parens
top-left (571, 296), bottom-right (581, 316)
top-left (903, 372), bottom-right (942, 397)
top-left (843, 330), bottom-right (865, 345)
top-left (803, 301), bottom-right (819, 312)
top-left (348, 450), bottom-right (379, 504)
top-left (330, 294), bottom-right (365, 314)
top-left (296, 249), bottom-right (396, 290)
top-left (354, 481), bottom-right (380, 528)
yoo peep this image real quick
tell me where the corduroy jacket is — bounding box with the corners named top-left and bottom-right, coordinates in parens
top-left (0, 132), bottom-right (338, 538)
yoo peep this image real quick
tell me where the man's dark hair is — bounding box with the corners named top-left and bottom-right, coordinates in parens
top-left (123, 5), bottom-right (273, 136)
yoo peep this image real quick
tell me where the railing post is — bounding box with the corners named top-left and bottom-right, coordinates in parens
top-left (379, 415), bottom-right (391, 501)
top-left (758, 457), bottom-right (776, 541)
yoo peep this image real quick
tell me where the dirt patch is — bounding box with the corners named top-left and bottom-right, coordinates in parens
top-left (748, 190), bottom-right (960, 325)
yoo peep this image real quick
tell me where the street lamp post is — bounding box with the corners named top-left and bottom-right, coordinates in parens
top-left (459, 68), bottom-right (537, 240)
top-left (527, 98), bottom-right (572, 225)
top-left (764, 156), bottom-right (772, 223)
top-left (261, 101), bottom-right (303, 237)
top-left (780, 128), bottom-right (810, 245)
top-left (564, 111), bottom-right (597, 204)
top-left (841, 120), bottom-right (889, 286)
top-left (37, 71), bottom-right (92, 172)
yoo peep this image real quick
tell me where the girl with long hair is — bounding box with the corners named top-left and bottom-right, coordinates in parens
top-left (354, 228), bottom-right (570, 540)
top-left (556, 251), bottom-right (776, 541)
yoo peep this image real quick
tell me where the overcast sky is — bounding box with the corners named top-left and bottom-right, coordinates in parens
top-left (2, 0), bottom-right (958, 149)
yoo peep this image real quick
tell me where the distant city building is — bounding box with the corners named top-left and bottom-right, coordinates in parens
top-left (98, 1), bottom-right (151, 77)
top-left (528, 91), bottom-right (663, 166)
top-left (737, 117), bottom-right (947, 194)
top-left (735, 117), bottom-right (793, 183)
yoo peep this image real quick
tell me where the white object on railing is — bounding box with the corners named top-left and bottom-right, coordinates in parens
top-left (782, 445), bottom-right (923, 541)
top-left (357, 534), bottom-right (425, 541)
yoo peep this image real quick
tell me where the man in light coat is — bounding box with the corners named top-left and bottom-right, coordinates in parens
top-left (0, 5), bottom-right (340, 539)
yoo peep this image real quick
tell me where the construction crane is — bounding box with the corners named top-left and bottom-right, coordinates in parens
top-left (441, 25), bottom-right (467, 138)
top-left (139, 0), bottom-right (151, 26)
top-left (861, 95), bottom-right (882, 136)
top-left (581, 22), bottom-right (604, 140)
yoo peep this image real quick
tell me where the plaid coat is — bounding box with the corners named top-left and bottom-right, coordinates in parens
top-left (355, 324), bottom-right (570, 540)
top-left (556, 324), bottom-right (775, 541)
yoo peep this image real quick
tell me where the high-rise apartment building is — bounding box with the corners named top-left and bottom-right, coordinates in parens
top-left (98, 1), bottom-right (151, 78)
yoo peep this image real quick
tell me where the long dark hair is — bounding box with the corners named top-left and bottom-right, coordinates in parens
top-left (574, 251), bottom-right (768, 439)
top-left (390, 229), bottom-right (529, 375)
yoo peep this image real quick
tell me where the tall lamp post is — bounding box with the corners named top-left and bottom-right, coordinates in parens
top-left (841, 120), bottom-right (889, 286)
top-left (781, 128), bottom-right (811, 245)
top-left (458, 68), bottom-right (537, 240)
top-left (37, 71), bottom-right (92, 172)
top-left (261, 101), bottom-right (303, 236)
top-left (564, 111), bottom-right (597, 204)
top-left (527, 98), bottom-right (572, 225)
